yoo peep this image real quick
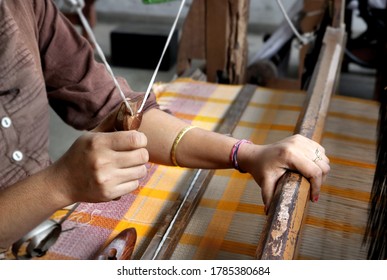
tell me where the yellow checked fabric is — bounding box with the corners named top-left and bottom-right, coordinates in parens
top-left (29, 79), bottom-right (377, 260)
top-left (155, 79), bottom-right (378, 260)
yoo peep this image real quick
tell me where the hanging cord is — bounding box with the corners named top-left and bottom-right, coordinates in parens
top-left (275, 0), bottom-right (312, 45)
top-left (138, 0), bottom-right (186, 113)
top-left (64, 0), bottom-right (132, 114)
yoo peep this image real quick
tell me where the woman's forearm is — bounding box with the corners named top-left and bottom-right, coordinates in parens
top-left (139, 108), bottom-right (329, 210)
top-left (139, 108), bottom-right (238, 169)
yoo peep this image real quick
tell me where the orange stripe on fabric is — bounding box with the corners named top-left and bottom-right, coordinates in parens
top-left (323, 132), bottom-right (376, 145)
top-left (173, 112), bottom-right (222, 124)
top-left (180, 233), bottom-right (256, 258)
top-left (328, 112), bottom-right (378, 124)
top-left (333, 94), bottom-right (380, 105)
top-left (220, 239), bottom-right (257, 258)
top-left (135, 187), bottom-right (180, 201)
top-left (305, 216), bottom-right (365, 235)
top-left (321, 185), bottom-right (370, 202)
top-left (239, 121), bottom-right (294, 131)
top-left (329, 156), bottom-right (375, 169)
top-left (54, 211), bottom-right (120, 230)
top-left (249, 102), bottom-right (301, 112)
top-left (199, 198), bottom-right (265, 215)
top-left (296, 254), bottom-right (319, 260)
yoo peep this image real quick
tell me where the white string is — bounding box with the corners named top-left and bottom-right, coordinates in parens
top-left (65, 0), bottom-right (132, 114)
top-left (275, 0), bottom-right (310, 45)
top-left (138, 0), bottom-right (186, 113)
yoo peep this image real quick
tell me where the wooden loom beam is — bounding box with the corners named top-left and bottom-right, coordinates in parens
top-left (255, 0), bottom-right (346, 260)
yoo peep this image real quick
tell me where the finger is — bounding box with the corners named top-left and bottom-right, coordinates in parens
top-left (91, 131), bottom-right (147, 152)
top-left (260, 175), bottom-right (280, 215)
top-left (311, 149), bottom-right (330, 186)
top-left (112, 148), bottom-right (149, 169)
top-left (111, 165), bottom-right (148, 186)
top-left (113, 131), bottom-right (148, 151)
top-left (314, 158), bottom-right (330, 177)
top-left (312, 159), bottom-right (330, 202)
top-left (287, 153), bottom-right (324, 202)
top-left (94, 165), bottom-right (147, 201)
top-left (310, 145), bottom-right (329, 165)
top-left (308, 167), bottom-right (323, 202)
top-left (112, 180), bottom-right (141, 199)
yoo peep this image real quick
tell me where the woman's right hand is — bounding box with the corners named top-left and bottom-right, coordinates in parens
top-left (51, 130), bottom-right (149, 204)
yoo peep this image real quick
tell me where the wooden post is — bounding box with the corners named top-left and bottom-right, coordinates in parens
top-left (177, 0), bottom-right (249, 84)
top-left (255, 9), bottom-right (346, 259)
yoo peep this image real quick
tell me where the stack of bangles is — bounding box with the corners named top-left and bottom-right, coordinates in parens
top-left (170, 126), bottom-right (252, 173)
top-left (230, 139), bottom-right (252, 173)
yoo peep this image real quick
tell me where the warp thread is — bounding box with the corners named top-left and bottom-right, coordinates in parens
top-left (364, 89), bottom-right (387, 259)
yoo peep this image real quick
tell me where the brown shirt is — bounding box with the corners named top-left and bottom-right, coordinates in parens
top-left (0, 0), bottom-right (158, 189)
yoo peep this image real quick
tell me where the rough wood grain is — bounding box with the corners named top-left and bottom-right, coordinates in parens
top-left (255, 24), bottom-right (346, 260)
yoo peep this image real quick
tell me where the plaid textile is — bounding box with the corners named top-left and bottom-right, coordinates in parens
top-left (24, 79), bottom-right (378, 260)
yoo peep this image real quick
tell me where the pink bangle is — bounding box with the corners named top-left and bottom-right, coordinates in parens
top-left (230, 139), bottom-right (252, 173)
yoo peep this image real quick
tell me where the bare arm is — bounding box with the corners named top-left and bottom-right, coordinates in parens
top-left (139, 109), bottom-right (236, 168)
top-left (139, 109), bottom-right (329, 208)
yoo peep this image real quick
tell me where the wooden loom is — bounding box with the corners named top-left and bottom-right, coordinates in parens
top-left (137, 0), bottom-right (348, 260)
top-left (257, 8), bottom-right (345, 259)
top-left (8, 0), bottom-right (379, 260)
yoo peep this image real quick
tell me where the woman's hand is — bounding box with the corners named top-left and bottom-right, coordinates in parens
top-left (237, 134), bottom-right (330, 212)
top-left (50, 130), bottom-right (149, 204)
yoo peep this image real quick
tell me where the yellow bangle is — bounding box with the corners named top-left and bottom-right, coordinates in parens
top-left (170, 125), bottom-right (196, 167)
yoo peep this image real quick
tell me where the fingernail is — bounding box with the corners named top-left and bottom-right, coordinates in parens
top-left (313, 195), bottom-right (319, 202)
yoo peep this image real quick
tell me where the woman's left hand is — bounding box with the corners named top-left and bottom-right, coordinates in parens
top-left (237, 134), bottom-right (330, 212)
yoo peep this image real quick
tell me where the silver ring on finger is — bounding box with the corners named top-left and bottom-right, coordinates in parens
top-left (313, 148), bottom-right (323, 163)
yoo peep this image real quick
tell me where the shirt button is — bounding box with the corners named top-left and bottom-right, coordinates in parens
top-left (12, 150), bottom-right (23, 162)
top-left (1, 117), bottom-right (12, 128)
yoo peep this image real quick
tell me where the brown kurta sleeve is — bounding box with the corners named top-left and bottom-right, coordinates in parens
top-left (34, 0), bottom-right (159, 130)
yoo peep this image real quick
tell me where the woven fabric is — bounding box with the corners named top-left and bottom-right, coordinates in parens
top-left (32, 79), bottom-right (377, 260)
top-left (169, 81), bottom-right (378, 260)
